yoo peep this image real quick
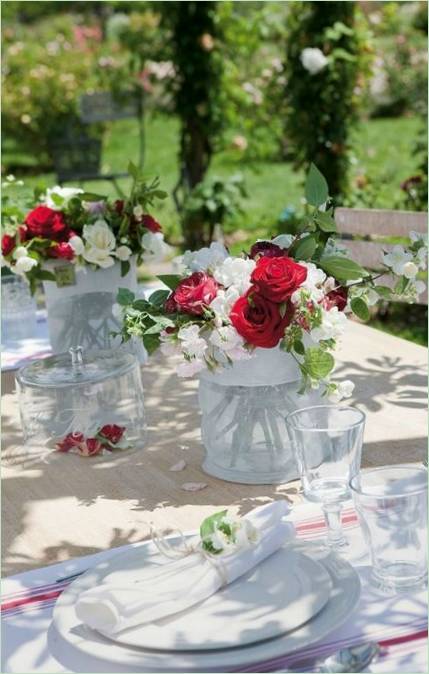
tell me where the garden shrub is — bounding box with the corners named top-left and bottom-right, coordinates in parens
top-left (284, 1), bottom-right (371, 201)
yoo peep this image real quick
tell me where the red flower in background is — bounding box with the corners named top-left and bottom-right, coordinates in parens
top-left (99, 424), bottom-right (125, 445)
top-left (171, 272), bottom-right (218, 316)
top-left (55, 432), bottom-right (84, 452)
top-left (322, 287), bottom-right (348, 312)
top-left (2, 234), bottom-right (15, 256)
top-left (251, 256), bottom-right (307, 303)
top-left (49, 242), bottom-right (75, 261)
top-left (114, 200), bottom-right (125, 215)
top-left (25, 206), bottom-right (70, 242)
top-left (142, 214), bottom-right (162, 233)
top-left (249, 241), bottom-right (287, 260)
top-left (230, 289), bottom-right (293, 348)
top-left (77, 438), bottom-right (104, 457)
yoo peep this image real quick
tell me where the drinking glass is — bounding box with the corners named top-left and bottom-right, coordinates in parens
top-left (286, 405), bottom-right (365, 548)
top-left (2, 274), bottom-right (37, 342)
top-left (350, 465), bottom-right (427, 592)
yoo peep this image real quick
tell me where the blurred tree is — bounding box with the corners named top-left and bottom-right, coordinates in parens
top-left (159, 1), bottom-right (225, 247)
top-left (284, 1), bottom-right (367, 201)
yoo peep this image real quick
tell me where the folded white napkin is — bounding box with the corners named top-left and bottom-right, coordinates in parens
top-left (75, 500), bottom-right (294, 635)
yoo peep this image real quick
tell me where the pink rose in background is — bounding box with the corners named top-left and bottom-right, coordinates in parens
top-left (171, 272), bottom-right (219, 316)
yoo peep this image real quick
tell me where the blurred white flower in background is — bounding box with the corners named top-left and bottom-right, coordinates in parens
top-left (43, 186), bottom-right (83, 210)
top-left (300, 48), bottom-right (328, 75)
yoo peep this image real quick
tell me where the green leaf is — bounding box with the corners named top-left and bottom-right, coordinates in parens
top-left (132, 298), bottom-right (152, 312)
top-left (120, 260), bottom-right (131, 278)
top-left (314, 210), bottom-right (337, 233)
top-left (80, 192), bottom-right (107, 202)
top-left (157, 274), bottom-right (182, 291)
top-left (319, 256), bottom-right (368, 281)
top-left (33, 269), bottom-right (56, 282)
top-left (128, 160), bottom-right (139, 180)
top-left (142, 332), bottom-right (160, 355)
top-left (149, 289), bottom-right (170, 308)
top-left (305, 164), bottom-right (329, 207)
top-left (293, 340), bottom-right (305, 356)
top-left (292, 234), bottom-right (318, 261)
top-left (374, 285), bottom-right (392, 299)
top-left (394, 276), bottom-right (409, 295)
top-left (200, 510), bottom-right (228, 551)
top-left (350, 297), bottom-right (370, 321)
top-left (50, 193), bottom-right (64, 207)
top-left (117, 288), bottom-right (135, 306)
top-left (303, 347), bottom-right (335, 379)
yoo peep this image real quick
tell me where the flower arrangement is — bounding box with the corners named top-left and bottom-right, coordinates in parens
top-left (1, 164), bottom-right (170, 293)
top-left (118, 164), bottom-right (427, 400)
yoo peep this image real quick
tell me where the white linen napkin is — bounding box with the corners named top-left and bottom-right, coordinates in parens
top-left (75, 500), bottom-right (294, 635)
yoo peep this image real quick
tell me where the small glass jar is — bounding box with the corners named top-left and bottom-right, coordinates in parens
top-left (16, 347), bottom-right (146, 459)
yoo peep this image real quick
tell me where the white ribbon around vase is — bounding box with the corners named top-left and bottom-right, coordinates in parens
top-left (74, 500), bottom-right (294, 635)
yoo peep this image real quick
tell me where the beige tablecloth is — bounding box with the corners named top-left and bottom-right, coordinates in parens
top-left (2, 321), bottom-right (427, 576)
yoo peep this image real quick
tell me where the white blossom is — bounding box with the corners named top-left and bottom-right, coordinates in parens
top-left (115, 245), bottom-right (132, 261)
top-left (13, 246), bottom-right (29, 260)
top-left (209, 325), bottom-right (250, 361)
top-left (68, 235), bottom-right (85, 256)
top-left (178, 324), bottom-right (207, 358)
top-left (209, 286), bottom-right (240, 323)
top-left (133, 204), bottom-right (144, 219)
top-left (328, 380), bottom-right (355, 403)
top-left (43, 186), bottom-right (83, 210)
top-left (402, 261), bottom-right (418, 279)
top-left (213, 257), bottom-right (255, 294)
top-left (292, 261), bottom-right (326, 304)
top-left (300, 48), bottom-right (328, 75)
top-left (410, 231), bottom-right (428, 244)
top-left (176, 359), bottom-right (206, 377)
top-left (182, 242), bottom-right (229, 273)
top-left (141, 231), bottom-right (170, 263)
top-left (311, 307), bottom-right (348, 342)
top-left (14, 255), bottom-right (38, 274)
top-left (82, 219), bottom-right (116, 268)
top-left (382, 245), bottom-right (412, 276)
top-left (416, 247), bottom-right (427, 270)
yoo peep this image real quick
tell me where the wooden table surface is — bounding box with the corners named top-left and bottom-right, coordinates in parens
top-left (2, 320), bottom-right (427, 576)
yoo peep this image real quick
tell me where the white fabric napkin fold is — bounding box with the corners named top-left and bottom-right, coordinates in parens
top-left (75, 500), bottom-right (294, 635)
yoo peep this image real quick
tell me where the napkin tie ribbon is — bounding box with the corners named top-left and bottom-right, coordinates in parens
top-left (150, 525), bottom-right (228, 586)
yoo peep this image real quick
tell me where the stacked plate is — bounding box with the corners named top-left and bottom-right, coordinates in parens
top-left (51, 538), bottom-right (361, 673)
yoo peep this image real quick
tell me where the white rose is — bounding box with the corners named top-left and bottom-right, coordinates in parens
top-left (14, 256), bottom-right (38, 274)
top-left (115, 245), bottom-right (132, 261)
top-left (213, 257), bottom-right (255, 295)
top-left (43, 186), bottom-right (83, 210)
top-left (141, 231), bottom-right (170, 263)
top-left (13, 246), bottom-right (29, 260)
top-left (68, 236), bottom-right (85, 256)
top-left (300, 48), bottom-right (328, 75)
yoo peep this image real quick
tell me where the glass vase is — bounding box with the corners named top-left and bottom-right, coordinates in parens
top-left (198, 347), bottom-right (322, 484)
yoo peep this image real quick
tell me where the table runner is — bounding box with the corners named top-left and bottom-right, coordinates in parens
top-left (2, 502), bottom-right (427, 673)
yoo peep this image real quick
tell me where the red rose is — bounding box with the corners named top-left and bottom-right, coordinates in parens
top-left (19, 226), bottom-right (28, 242)
top-left (171, 272), bottom-right (218, 316)
top-left (230, 288), bottom-right (293, 348)
top-left (251, 256), bottom-right (307, 303)
top-left (2, 234), bottom-right (15, 257)
top-left (249, 241), bottom-right (287, 259)
top-left (24, 206), bottom-right (70, 242)
top-left (142, 214), bottom-right (162, 233)
top-left (322, 287), bottom-right (348, 312)
top-left (99, 424), bottom-right (125, 444)
top-left (165, 294), bottom-right (178, 313)
top-left (49, 242), bottom-right (75, 261)
top-left (55, 431), bottom-right (84, 452)
top-left (77, 438), bottom-right (103, 457)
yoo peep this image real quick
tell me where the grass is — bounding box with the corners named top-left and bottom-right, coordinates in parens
top-left (5, 113), bottom-right (427, 345)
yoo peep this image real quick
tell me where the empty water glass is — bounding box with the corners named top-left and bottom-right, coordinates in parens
top-left (350, 465), bottom-right (427, 592)
top-left (286, 405), bottom-right (365, 548)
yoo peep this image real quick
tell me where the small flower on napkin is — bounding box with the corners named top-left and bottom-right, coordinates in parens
top-left (200, 510), bottom-right (260, 555)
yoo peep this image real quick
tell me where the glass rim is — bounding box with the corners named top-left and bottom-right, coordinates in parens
top-left (285, 404), bottom-right (366, 433)
top-left (349, 464), bottom-right (428, 498)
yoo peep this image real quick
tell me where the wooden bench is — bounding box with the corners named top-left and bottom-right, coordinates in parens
top-left (334, 207), bottom-right (428, 304)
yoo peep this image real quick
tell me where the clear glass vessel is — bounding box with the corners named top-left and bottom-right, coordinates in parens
top-left (2, 274), bottom-right (38, 342)
top-left (199, 348), bottom-right (322, 484)
top-left (16, 347), bottom-right (146, 459)
top-left (350, 465), bottom-right (427, 592)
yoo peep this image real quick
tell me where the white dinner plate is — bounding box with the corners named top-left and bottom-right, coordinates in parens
top-left (58, 544), bottom-right (332, 651)
top-left (51, 540), bottom-right (361, 673)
